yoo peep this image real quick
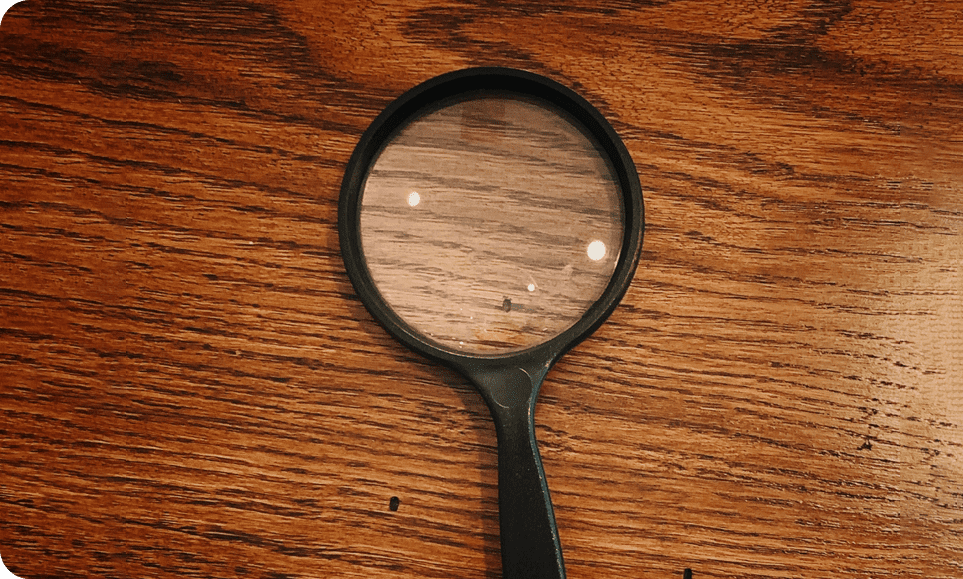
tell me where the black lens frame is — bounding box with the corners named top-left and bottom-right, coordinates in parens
top-left (339, 66), bottom-right (644, 373)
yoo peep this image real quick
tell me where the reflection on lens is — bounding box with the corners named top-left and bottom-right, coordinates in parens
top-left (587, 240), bottom-right (606, 261)
top-left (360, 95), bottom-right (623, 355)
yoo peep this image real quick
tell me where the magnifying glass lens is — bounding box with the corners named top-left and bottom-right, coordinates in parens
top-left (360, 95), bottom-right (623, 355)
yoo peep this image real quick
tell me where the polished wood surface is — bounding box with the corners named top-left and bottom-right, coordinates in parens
top-left (1, 1), bottom-right (961, 578)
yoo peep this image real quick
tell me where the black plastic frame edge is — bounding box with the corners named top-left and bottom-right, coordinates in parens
top-left (338, 66), bottom-right (645, 374)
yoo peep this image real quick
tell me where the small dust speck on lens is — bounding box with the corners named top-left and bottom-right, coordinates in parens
top-left (389, 496), bottom-right (400, 511)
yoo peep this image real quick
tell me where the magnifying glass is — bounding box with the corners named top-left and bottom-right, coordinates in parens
top-left (339, 68), bottom-right (644, 579)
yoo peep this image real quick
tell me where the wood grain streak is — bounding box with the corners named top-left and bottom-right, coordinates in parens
top-left (1, 1), bottom-right (961, 578)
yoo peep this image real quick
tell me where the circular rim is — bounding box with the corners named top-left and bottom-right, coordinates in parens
top-left (339, 67), bottom-right (644, 370)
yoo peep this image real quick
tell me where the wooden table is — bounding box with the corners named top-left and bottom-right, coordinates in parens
top-left (1, 1), bottom-right (961, 577)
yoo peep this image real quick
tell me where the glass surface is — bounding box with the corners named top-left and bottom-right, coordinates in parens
top-left (359, 95), bottom-right (623, 354)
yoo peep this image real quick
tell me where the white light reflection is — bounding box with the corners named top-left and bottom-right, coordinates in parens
top-left (587, 240), bottom-right (606, 261)
top-left (407, 191), bottom-right (421, 207)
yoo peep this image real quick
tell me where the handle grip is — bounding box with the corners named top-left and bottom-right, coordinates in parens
top-left (472, 366), bottom-right (565, 579)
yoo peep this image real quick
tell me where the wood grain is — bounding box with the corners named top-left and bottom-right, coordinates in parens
top-left (1, 1), bottom-right (961, 578)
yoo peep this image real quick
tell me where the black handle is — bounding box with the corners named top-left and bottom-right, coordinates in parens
top-left (470, 366), bottom-right (565, 579)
